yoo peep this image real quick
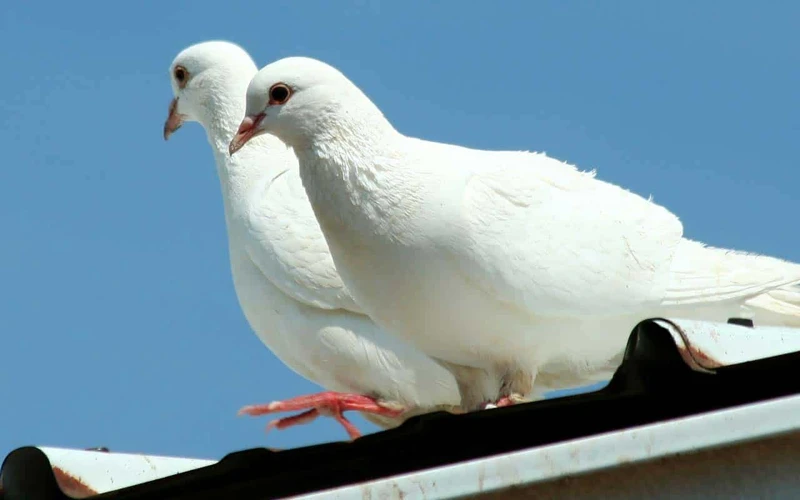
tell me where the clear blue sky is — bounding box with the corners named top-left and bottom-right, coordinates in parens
top-left (1, 1), bottom-right (798, 461)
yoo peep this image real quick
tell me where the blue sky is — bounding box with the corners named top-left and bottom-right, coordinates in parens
top-left (1, 1), bottom-right (798, 461)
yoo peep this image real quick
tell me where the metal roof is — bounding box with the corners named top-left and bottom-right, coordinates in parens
top-left (4, 316), bottom-right (800, 499)
top-left (0, 447), bottom-right (215, 498)
top-left (654, 317), bottom-right (800, 372)
top-left (314, 391), bottom-right (800, 498)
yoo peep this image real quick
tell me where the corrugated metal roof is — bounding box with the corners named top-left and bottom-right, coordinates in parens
top-left (4, 316), bottom-right (800, 499)
top-left (314, 391), bottom-right (800, 498)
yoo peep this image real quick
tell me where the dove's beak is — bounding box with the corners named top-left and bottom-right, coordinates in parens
top-left (229, 113), bottom-right (265, 156)
top-left (163, 97), bottom-right (186, 140)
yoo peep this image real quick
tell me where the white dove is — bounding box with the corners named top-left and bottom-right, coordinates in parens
top-left (163, 41), bottom-right (465, 439)
top-left (230, 56), bottom-right (800, 410)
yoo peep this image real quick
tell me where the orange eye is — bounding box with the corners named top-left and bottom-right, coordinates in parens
top-left (269, 83), bottom-right (292, 104)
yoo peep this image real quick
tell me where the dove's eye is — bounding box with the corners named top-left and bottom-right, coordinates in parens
top-left (269, 83), bottom-right (292, 105)
top-left (174, 66), bottom-right (188, 88)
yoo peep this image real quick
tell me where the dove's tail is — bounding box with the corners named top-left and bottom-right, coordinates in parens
top-left (663, 239), bottom-right (800, 313)
top-left (746, 286), bottom-right (800, 327)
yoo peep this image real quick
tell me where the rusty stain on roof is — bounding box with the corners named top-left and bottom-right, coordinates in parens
top-left (53, 466), bottom-right (99, 498)
top-left (686, 343), bottom-right (723, 369)
top-left (676, 342), bottom-right (724, 371)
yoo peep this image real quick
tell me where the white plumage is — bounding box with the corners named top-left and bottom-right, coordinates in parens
top-left (231, 56), bottom-right (800, 410)
top-left (164, 42), bottom-right (462, 439)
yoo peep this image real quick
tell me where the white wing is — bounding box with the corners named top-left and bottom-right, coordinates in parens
top-left (426, 144), bottom-right (800, 318)
top-left (445, 146), bottom-right (684, 317)
top-left (243, 167), bottom-right (364, 314)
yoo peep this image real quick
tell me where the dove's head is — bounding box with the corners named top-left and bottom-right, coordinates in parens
top-left (229, 56), bottom-right (390, 155)
top-left (163, 40), bottom-right (257, 140)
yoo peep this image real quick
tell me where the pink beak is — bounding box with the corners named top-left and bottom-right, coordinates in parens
top-left (163, 97), bottom-right (185, 140)
top-left (229, 113), bottom-right (265, 155)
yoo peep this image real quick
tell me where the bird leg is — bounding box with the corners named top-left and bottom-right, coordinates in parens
top-left (238, 392), bottom-right (405, 440)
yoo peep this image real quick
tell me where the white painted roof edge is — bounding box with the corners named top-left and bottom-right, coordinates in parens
top-left (34, 446), bottom-right (217, 494)
top-left (654, 318), bottom-right (800, 372)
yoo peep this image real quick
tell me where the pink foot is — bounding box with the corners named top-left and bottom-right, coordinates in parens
top-left (238, 392), bottom-right (404, 440)
top-left (495, 396), bottom-right (517, 407)
top-left (481, 395), bottom-right (523, 410)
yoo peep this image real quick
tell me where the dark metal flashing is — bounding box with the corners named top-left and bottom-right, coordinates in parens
top-left (5, 317), bottom-right (800, 499)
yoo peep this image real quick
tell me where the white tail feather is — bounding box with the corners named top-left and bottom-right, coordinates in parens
top-left (746, 285), bottom-right (800, 327)
top-left (664, 239), bottom-right (800, 307)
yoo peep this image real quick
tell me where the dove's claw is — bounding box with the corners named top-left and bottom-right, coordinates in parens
top-left (239, 391), bottom-right (405, 441)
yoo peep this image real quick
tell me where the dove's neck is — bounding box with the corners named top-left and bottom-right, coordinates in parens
top-left (294, 112), bottom-right (413, 240)
top-left (202, 105), bottom-right (289, 232)
top-left (205, 121), bottom-right (253, 220)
